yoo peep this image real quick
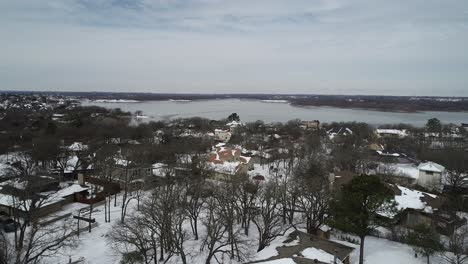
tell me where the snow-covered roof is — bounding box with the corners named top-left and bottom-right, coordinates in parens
top-left (327, 127), bottom-right (353, 139)
top-left (418, 162), bottom-right (445, 173)
top-left (208, 161), bottom-right (240, 175)
top-left (376, 151), bottom-right (400, 157)
top-left (55, 184), bottom-right (89, 197)
top-left (226, 120), bottom-right (243, 127)
top-left (152, 163), bottom-right (175, 177)
top-left (376, 129), bottom-right (408, 137)
top-left (68, 142), bottom-right (88, 151)
top-left (301, 247), bottom-right (342, 264)
top-left (394, 185), bottom-right (436, 213)
top-left (376, 163), bottom-right (420, 179)
top-left (0, 183), bottom-right (87, 210)
top-left (114, 158), bottom-right (132, 167)
top-left (257, 259), bottom-right (296, 264)
top-left (240, 156), bottom-right (251, 163)
top-left (380, 185), bottom-right (439, 219)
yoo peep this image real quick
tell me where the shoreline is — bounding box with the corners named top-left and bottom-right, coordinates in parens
top-left (84, 98), bottom-right (468, 114)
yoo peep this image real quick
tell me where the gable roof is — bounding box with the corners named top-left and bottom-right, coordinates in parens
top-left (418, 162), bottom-right (445, 173)
top-left (382, 184), bottom-right (446, 219)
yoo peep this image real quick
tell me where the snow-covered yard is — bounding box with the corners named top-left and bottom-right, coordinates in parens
top-left (346, 236), bottom-right (446, 264)
top-left (4, 186), bottom-right (460, 264)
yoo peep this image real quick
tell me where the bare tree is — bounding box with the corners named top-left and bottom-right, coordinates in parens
top-left (445, 170), bottom-right (468, 194)
top-left (215, 178), bottom-right (248, 261)
top-left (140, 184), bottom-right (185, 262)
top-left (234, 174), bottom-right (258, 236)
top-left (109, 215), bottom-right (157, 264)
top-left (111, 183), bottom-right (189, 264)
top-left (252, 181), bottom-right (285, 252)
top-left (442, 227), bottom-right (468, 264)
top-left (169, 207), bottom-right (190, 264)
top-left (201, 197), bottom-right (231, 264)
top-left (182, 181), bottom-right (206, 240)
top-left (294, 158), bottom-right (331, 235)
top-left (7, 153), bottom-right (77, 264)
top-left (0, 232), bottom-right (11, 264)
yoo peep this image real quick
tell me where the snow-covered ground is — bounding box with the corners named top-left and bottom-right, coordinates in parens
top-left (48, 201), bottom-right (130, 264)
top-left (346, 236), bottom-right (446, 264)
top-left (21, 187), bottom-right (456, 264)
top-left (0, 152), bottom-right (21, 178)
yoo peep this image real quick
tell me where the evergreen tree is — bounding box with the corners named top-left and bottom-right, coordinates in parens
top-left (406, 224), bottom-right (443, 264)
top-left (426, 118), bottom-right (442, 133)
top-left (330, 175), bottom-right (397, 264)
top-left (228, 113), bottom-right (240, 122)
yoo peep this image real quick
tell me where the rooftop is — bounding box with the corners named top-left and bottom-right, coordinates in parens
top-left (418, 161), bottom-right (445, 173)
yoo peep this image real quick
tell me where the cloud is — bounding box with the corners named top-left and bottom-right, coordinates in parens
top-left (0, 0), bottom-right (467, 95)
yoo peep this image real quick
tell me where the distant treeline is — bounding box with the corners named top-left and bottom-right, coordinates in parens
top-left (289, 95), bottom-right (468, 112)
top-left (3, 91), bottom-right (468, 112)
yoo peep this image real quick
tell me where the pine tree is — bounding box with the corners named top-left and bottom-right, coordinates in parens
top-left (330, 175), bottom-right (397, 264)
top-left (406, 224), bottom-right (443, 264)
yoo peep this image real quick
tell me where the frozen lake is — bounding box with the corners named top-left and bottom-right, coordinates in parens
top-left (82, 99), bottom-right (468, 126)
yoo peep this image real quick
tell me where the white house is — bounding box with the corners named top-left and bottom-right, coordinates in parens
top-left (214, 129), bottom-right (232, 142)
top-left (417, 162), bottom-right (445, 191)
top-left (226, 121), bottom-right (243, 133)
top-left (327, 127), bottom-right (353, 140)
top-left (376, 129), bottom-right (408, 138)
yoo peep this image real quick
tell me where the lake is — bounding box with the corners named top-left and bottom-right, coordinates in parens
top-left (81, 99), bottom-right (468, 126)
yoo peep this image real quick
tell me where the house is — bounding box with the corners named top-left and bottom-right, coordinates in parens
top-left (207, 147), bottom-right (254, 180)
top-left (77, 173), bottom-right (120, 203)
top-left (385, 184), bottom-right (465, 236)
top-left (252, 230), bottom-right (354, 264)
top-left (0, 178), bottom-right (89, 217)
top-left (376, 129), bottom-right (408, 138)
top-left (67, 142), bottom-right (89, 154)
top-left (301, 120), bottom-right (320, 130)
top-left (327, 127), bottom-right (353, 140)
top-left (214, 129), bottom-right (232, 142)
top-left (109, 158), bottom-right (152, 188)
top-left (417, 162), bottom-right (445, 191)
top-left (226, 121), bottom-right (243, 133)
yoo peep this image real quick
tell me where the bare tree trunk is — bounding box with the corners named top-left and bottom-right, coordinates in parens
top-left (359, 236), bottom-right (365, 264)
top-left (104, 197), bottom-right (108, 222)
top-left (108, 197), bottom-right (111, 222)
top-left (159, 236), bottom-right (164, 261)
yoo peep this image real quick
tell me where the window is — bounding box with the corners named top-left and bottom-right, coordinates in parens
top-left (426, 171), bottom-right (434, 175)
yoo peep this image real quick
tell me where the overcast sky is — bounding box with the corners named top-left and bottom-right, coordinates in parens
top-left (1, 0), bottom-right (467, 96)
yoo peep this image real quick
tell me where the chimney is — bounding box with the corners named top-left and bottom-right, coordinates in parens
top-left (78, 173), bottom-right (85, 185)
top-left (329, 173), bottom-right (335, 190)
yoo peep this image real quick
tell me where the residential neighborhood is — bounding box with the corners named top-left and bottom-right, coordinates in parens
top-left (0, 93), bottom-right (467, 264)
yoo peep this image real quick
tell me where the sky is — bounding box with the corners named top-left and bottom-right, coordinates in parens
top-left (0, 0), bottom-right (467, 96)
